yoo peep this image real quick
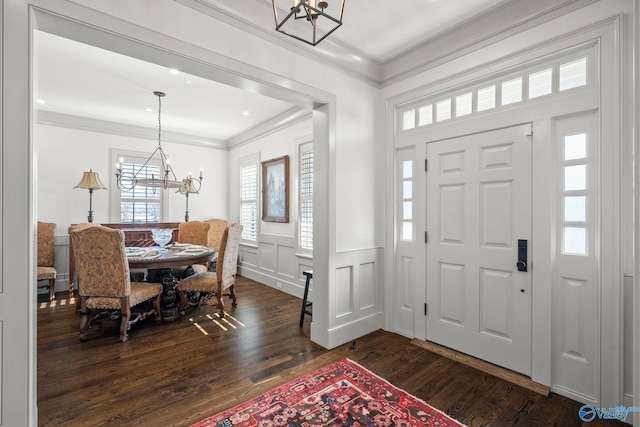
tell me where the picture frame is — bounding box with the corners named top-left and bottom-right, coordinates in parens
top-left (262, 155), bottom-right (290, 223)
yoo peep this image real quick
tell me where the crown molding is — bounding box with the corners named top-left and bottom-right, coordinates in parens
top-left (175, 0), bottom-right (601, 88)
top-left (37, 110), bottom-right (228, 150)
top-left (227, 106), bottom-right (311, 150)
top-left (174, 0), bottom-right (384, 87)
top-left (380, 0), bottom-right (600, 87)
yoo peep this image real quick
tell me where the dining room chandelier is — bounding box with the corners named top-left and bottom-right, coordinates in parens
top-left (115, 91), bottom-right (202, 191)
top-left (272, 0), bottom-right (345, 46)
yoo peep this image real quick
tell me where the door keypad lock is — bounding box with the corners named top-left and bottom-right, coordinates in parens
top-left (516, 239), bottom-right (527, 272)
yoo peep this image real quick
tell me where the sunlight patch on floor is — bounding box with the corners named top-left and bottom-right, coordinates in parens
top-left (39, 297), bottom-right (75, 309)
top-left (191, 321), bottom-right (209, 336)
top-left (188, 312), bottom-right (245, 335)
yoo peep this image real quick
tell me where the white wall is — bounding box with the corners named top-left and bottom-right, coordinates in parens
top-left (35, 121), bottom-right (228, 294)
top-left (229, 119), bottom-right (314, 297)
top-left (35, 123), bottom-right (228, 230)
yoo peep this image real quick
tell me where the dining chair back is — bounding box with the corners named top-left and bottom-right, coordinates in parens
top-left (37, 221), bottom-right (57, 301)
top-left (203, 218), bottom-right (228, 271)
top-left (70, 225), bottom-right (163, 342)
top-left (218, 222), bottom-right (242, 292)
top-left (68, 222), bottom-right (99, 297)
top-left (177, 221), bottom-right (210, 246)
top-left (177, 223), bottom-right (243, 318)
top-left (177, 221), bottom-right (211, 273)
top-left (204, 219), bottom-right (228, 252)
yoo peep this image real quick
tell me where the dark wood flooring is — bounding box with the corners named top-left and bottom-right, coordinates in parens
top-left (37, 276), bottom-right (625, 426)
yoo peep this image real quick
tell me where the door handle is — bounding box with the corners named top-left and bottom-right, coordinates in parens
top-left (516, 239), bottom-right (527, 272)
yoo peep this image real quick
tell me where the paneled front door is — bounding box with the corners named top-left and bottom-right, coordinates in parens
top-left (426, 124), bottom-right (532, 375)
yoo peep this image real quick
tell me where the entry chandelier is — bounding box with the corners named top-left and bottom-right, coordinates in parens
top-left (272, 0), bottom-right (345, 46)
top-left (115, 91), bottom-right (202, 191)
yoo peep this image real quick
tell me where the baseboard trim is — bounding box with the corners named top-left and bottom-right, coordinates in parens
top-left (410, 339), bottom-right (549, 397)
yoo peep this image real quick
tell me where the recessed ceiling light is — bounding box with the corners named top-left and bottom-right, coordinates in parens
top-left (37, 99), bottom-right (45, 104)
top-left (186, 80), bottom-right (192, 84)
top-left (169, 68), bottom-right (180, 75)
top-left (145, 107), bottom-right (153, 112)
top-left (243, 111), bottom-right (250, 116)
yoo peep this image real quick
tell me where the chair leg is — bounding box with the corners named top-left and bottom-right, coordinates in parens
top-left (49, 278), bottom-right (56, 301)
top-left (300, 272), bottom-right (312, 327)
top-left (78, 296), bottom-right (90, 340)
top-left (217, 281), bottom-right (225, 318)
top-left (119, 297), bottom-right (131, 342)
top-left (153, 294), bottom-right (162, 323)
top-left (229, 284), bottom-right (237, 307)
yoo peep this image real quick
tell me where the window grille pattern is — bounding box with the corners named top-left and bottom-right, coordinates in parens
top-left (400, 55), bottom-right (589, 131)
top-left (401, 160), bottom-right (413, 241)
top-left (299, 144), bottom-right (314, 251)
top-left (240, 162), bottom-right (258, 241)
top-left (120, 162), bottom-right (161, 223)
top-left (562, 133), bottom-right (588, 255)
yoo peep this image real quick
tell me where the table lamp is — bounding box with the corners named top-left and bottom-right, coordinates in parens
top-left (73, 169), bottom-right (108, 223)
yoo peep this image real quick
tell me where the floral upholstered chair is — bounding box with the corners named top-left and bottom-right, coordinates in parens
top-left (177, 223), bottom-right (242, 318)
top-left (37, 221), bottom-right (57, 301)
top-left (70, 225), bottom-right (163, 342)
top-left (204, 218), bottom-right (228, 271)
top-left (177, 221), bottom-right (211, 273)
top-left (68, 222), bottom-right (99, 297)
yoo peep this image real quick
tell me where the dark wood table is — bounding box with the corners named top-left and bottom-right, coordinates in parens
top-left (127, 246), bottom-right (215, 270)
top-left (127, 246), bottom-right (215, 321)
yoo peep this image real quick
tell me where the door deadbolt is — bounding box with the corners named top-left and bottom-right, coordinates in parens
top-left (516, 239), bottom-right (527, 272)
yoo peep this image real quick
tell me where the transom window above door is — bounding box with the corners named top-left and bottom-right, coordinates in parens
top-left (399, 54), bottom-right (589, 132)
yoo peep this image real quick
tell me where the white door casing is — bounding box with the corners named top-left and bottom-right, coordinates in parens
top-left (426, 124), bottom-right (532, 375)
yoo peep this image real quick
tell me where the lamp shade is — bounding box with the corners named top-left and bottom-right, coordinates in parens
top-left (73, 169), bottom-right (108, 190)
top-left (178, 179), bottom-right (198, 195)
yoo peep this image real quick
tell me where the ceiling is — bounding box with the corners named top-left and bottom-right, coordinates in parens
top-left (35, 0), bottom-right (513, 142)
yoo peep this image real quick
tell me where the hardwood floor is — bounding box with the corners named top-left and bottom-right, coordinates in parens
top-left (38, 276), bottom-right (624, 426)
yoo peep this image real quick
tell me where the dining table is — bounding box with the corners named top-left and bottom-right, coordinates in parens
top-left (126, 243), bottom-right (216, 321)
top-left (125, 244), bottom-right (215, 270)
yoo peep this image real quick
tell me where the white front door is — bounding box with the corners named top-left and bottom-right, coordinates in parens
top-left (426, 124), bottom-right (532, 375)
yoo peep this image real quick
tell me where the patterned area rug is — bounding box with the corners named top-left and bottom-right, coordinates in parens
top-left (192, 358), bottom-right (465, 427)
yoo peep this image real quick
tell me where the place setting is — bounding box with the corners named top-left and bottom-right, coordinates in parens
top-left (125, 247), bottom-right (161, 260)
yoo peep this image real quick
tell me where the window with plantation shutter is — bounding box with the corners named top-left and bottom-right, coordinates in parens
top-left (118, 160), bottom-right (163, 223)
top-left (299, 142), bottom-right (313, 252)
top-left (240, 155), bottom-right (259, 242)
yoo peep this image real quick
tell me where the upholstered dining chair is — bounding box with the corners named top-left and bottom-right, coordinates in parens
top-left (37, 221), bottom-right (57, 301)
top-left (177, 223), bottom-right (242, 318)
top-left (68, 222), bottom-right (99, 298)
top-left (203, 218), bottom-right (228, 271)
top-left (177, 220), bottom-right (211, 273)
top-left (70, 225), bottom-right (163, 342)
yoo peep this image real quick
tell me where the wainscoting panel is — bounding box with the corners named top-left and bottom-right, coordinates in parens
top-left (239, 234), bottom-right (313, 300)
top-left (240, 245), bottom-right (258, 268)
top-left (359, 262), bottom-right (375, 310)
top-left (335, 266), bottom-right (354, 318)
top-left (395, 255), bottom-right (415, 337)
top-left (258, 242), bottom-right (276, 272)
top-left (277, 244), bottom-right (297, 279)
top-left (322, 248), bottom-right (384, 348)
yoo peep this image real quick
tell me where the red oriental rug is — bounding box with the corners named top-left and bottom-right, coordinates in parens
top-left (192, 358), bottom-right (465, 427)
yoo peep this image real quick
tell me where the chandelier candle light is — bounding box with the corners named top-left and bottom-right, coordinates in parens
top-left (272, 0), bottom-right (345, 46)
top-left (73, 169), bottom-right (108, 223)
top-left (115, 91), bottom-right (202, 191)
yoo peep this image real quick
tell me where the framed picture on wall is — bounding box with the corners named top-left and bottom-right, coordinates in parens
top-left (262, 155), bottom-right (290, 223)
